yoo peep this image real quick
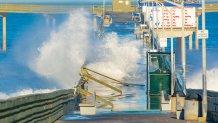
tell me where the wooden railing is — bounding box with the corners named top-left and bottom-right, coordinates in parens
top-left (0, 89), bottom-right (78, 123)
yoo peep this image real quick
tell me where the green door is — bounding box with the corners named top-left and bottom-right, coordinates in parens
top-left (150, 74), bottom-right (170, 109)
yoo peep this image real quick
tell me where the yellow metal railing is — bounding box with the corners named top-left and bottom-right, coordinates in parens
top-left (83, 67), bottom-right (123, 84)
top-left (76, 66), bottom-right (127, 110)
top-left (77, 66), bottom-right (144, 110)
top-left (79, 88), bottom-right (114, 109)
top-left (81, 67), bottom-right (122, 94)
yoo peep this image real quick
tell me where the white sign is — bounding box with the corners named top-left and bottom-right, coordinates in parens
top-left (198, 30), bottom-right (209, 39)
top-left (142, 6), bottom-right (196, 28)
top-left (159, 38), bottom-right (167, 47)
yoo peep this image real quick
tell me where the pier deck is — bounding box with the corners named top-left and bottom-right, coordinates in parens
top-left (56, 112), bottom-right (200, 123)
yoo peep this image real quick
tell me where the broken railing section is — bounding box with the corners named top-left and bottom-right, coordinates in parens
top-left (79, 88), bottom-right (114, 108)
top-left (75, 66), bottom-right (123, 111)
top-left (81, 67), bottom-right (122, 94)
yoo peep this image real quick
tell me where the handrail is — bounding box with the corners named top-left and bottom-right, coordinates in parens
top-left (79, 88), bottom-right (114, 109)
top-left (81, 67), bottom-right (122, 94)
top-left (88, 75), bottom-right (122, 94)
top-left (79, 67), bottom-right (125, 110)
top-left (83, 67), bottom-right (138, 86)
top-left (83, 67), bottom-right (123, 84)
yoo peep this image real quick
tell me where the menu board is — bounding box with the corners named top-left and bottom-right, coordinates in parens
top-left (142, 6), bottom-right (196, 28)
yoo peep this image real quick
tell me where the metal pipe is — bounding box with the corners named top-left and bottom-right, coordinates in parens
top-left (148, 2), bottom-right (151, 44)
top-left (170, 8), bottom-right (174, 95)
top-left (155, 1), bottom-right (159, 50)
top-left (156, 1), bottom-right (158, 35)
top-left (161, 4), bottom-right (165, 51)
top-left (202, 0), bottom-right (207, 119)
top-left (161, 4), bottom-right (164, 37)
top-left (152, 1), bottom-right (155, 50)
top-left (195, 13), bottom-right (199, 50)
top-left (181, 2), bottom-right (186, 93)
top-left (147, 53), bottom-right (150, 110)
top-left (83, 67), bottom-right (122, 83)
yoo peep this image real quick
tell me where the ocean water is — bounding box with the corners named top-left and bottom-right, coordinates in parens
top-left (0, 7), bottom-right (217, 96)
top-left (185, 12), bottom-right (218, 90)
top-left (0, 13), bottom-right (67, 94)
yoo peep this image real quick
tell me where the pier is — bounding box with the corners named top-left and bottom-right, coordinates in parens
top-left (0, 0), bottom-right (218, 123)
top-left (0, 2), bottom-right (217, 52)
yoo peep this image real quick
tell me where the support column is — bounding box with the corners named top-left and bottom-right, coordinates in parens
top-left (152, 1), bottom-right (155, 50)
top-left (161, 6), bottom-right (165, 52)
top-left (2, 15), bottom-right (6, 52)
top-left (170, 8), bottom-right (174, 95)
top-left (195, 14), bottom-right (199, 50)
top-left (181, 5), bottom-right (186, 93)
top-left (181, 36), bottom-right (186, 92)
top-left (189, 33), bottom-right (193, 50)
top-left (202, 0), bottom-right (207, 119)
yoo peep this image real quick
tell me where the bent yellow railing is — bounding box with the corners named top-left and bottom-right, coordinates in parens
top-left (83, 67), bottom-right (123, 84)
top-left (81, 67), bottom-right (122, 94)
top-left (79, 88), bottom-right (114, 109)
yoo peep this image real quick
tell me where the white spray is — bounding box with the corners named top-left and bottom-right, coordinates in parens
top-left (186, 50), bottom-right (218, 91)
top-left (87, 33), bottom-right (141, 80)
top-left (30, 10), bottom-right (91, 88)
top-left (187, 67), bottom-right (218, 91)
top-left (0, 88), bottom-right (56, 100)
top-left (29, 10), bottom-right (141, 89)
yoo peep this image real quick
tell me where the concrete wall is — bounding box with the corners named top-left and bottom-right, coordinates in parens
top-left (187, 89), bottom-right (218, 122)
top-left (0, 89), bottom-right (79, 123)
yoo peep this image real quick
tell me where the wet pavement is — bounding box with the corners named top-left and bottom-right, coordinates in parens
top-left (86, 75), bottom-right (147, 111)
top-left (56, 111), bottom-right (200, 123)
